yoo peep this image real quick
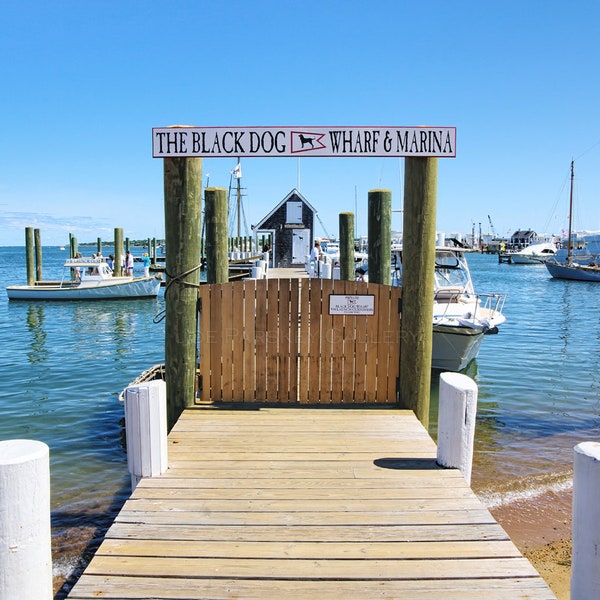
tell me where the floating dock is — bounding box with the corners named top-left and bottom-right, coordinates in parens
top-left (67, 407), bottom-right (555, 599)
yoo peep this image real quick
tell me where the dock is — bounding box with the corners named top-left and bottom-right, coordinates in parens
top-left (67, 407), bottom-right (555, 599)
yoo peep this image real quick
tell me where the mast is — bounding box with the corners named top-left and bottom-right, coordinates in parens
top-left (236, 158), bottom-right (241, 240)
top-left (567, 160), bottom-right (574, 264)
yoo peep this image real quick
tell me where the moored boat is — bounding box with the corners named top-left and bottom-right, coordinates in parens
top-left (6, 257), bottom-right (162, 300)
top-left (544, 162), bottom-right (600, 282)
top-left (392, 246), bottom-right (507, 371)
top-left (510, 242), bottom-right (557, 264)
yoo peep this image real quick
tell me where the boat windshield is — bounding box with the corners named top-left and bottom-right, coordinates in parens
top-left (433, 251), bottom-right (472, 293)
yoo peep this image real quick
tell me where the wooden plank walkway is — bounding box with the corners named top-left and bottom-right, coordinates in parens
top-left (67, 408), bottom-right (556, 599)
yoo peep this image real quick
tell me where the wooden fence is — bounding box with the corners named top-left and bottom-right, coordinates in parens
top-left (197, 278), bottom-right (401, 404)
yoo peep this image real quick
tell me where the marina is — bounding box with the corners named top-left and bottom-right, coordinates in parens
top-left (1, 245), bottom-right (599, 597)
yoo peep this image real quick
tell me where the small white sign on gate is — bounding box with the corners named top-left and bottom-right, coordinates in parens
top-left (329, 295), bottom-right (375, 316)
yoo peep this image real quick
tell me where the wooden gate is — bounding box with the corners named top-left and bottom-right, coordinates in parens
top-left (197, 278), bottom-right (401, 404)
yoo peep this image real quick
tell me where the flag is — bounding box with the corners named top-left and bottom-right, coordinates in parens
top-left (231, 163), bottom-right (242, 179)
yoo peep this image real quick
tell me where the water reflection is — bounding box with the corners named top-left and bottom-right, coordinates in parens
top-left (26, 304), bottom-right (48, 363)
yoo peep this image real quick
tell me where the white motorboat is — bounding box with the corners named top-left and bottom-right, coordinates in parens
top-left (6, 257), bottom-right (162, 300)
top-left (392, 246), bottom-right (506, 371)
top-left (510, 242), bottom-right (557, 264)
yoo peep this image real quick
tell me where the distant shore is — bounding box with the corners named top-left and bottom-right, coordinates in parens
top-left (489, 488), bottom-right (572, 599)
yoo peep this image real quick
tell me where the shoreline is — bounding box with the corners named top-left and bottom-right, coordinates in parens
top-left (489, 488), bottom-right (572, 599)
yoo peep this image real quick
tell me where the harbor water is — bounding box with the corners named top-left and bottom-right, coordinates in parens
top-left (1, 246), bottom-right (598, 594)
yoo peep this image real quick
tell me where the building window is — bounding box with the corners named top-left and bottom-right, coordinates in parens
top-left (286, 201), bottom-right (303, 224)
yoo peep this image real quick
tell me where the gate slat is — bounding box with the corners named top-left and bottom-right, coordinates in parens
top-left (255, 280), bottom-right (268, 401)
top-left (289, 279), bottom-right (300, 402)
top-left (221, 283), bottom-right (234, 400)
top-left (231, 282), bottom-right (245, 399)
top-left (387, 287), bottom-right (402, 402)
top-left (266, 279), bottom-right (279, 399)
top-left (210, 284), bottom-right (224, 401)
top-left (308, 280), bottom-right (322, 402)
top-left (242, 280), bottom-right (257, 402)
top-left (198, 284), bottom-right (211, 403)
top-left (330, 280), bottom-right (345, 403)
top-left (278, 279), bottom-right (291, 401)
top-left (364, 282), bottom-right (380, 402)
top-left (298, 280), bottom-right (310, 404)
top-left (341, 280), bottom-right (359, 402)
top-left (320, 280), bottom-right (334, 403)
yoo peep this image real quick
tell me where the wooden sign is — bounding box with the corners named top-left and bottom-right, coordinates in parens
top-left (152, 126), bottom-right (456, 158)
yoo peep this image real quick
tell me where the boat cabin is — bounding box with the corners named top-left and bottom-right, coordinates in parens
top-left (64, 258), bottom-right (115, 286)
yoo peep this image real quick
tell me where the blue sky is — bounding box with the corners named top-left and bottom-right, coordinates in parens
top-left (1, 0), bottom-right (599, 246)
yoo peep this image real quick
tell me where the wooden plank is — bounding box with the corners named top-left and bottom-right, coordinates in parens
top-left (106, 521), bottom-right (511, 542)
top-left (69, 576), bottom-right (555, 600)
top-left (375, 285), bottom-right (396, 404)
top-left (288, 278), bottom-right (299, 402)
top-left (80, 555), bottom-right (542, 580)
top-left (242, 279), bottom-right (256, 401)
top-left (320, 279), bottom-right (334, 402)
top-left (387, 285), bottom-right (402, 401)
top-left (307, 280), bottom-right (322, 402)
top-left (355, 284), bottom-right (370, 402)
top-left (220, 281), bottom-right (234, 400)
top-left (364, 282), bottom-right (381, 402)
top-left (277, 278), bottom-right (292, 400)
top-left (254, 279), bottom-right (267, 400)
top-left (231, 281), bottom-right (245, 399)
top-left (298, 279), bottom-right (310, 403)
top-left (265, 278), bottom-right (279, 398)
top-left (209, 284), bottom-right (223, 401)
top-left (98, 538), bottom-right (522, 559)
top-left (197, 284), bottom-right (211, 402)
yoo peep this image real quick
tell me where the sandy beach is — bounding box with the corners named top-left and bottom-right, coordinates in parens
top-left (490, 488), bottom-right (573, 599)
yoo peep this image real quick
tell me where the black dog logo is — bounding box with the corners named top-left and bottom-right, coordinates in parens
top-left (299, 134), bottom-right (315, 148)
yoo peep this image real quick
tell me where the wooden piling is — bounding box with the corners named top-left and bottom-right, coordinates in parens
top-left (163, 156), bottom-right (202, 428)
top-left (34, 228), bottom-right (42, 282)
top-left (367, 190), bottom-right (391, 285)
top-left (204, 187), bottom-right (229, 284)
top-left (25, 227), bottom-right (35, 286)
top-left (69, 233), bottom-right (78, 259)
top-left (114, 228), bottom-right (123, 277)
top-left (399, 157), bottom-right (438, 427)
top-left (339, 212), bottom-right (355, 281)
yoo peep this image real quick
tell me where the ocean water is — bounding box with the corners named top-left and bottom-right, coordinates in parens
top-left (1, 246), bottom-right (598, 594)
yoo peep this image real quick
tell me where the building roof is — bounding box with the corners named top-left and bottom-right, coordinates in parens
top-left (254, 188), bottom-right (318, 229)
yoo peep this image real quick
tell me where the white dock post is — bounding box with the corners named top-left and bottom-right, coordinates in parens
top-left (124, 379), bottom-right (168, 490)
top-left (436, 372), bottom-right (478, 485)
top-left (0, 439), bottom-right (52, 600)
top-left (571, 441), bottom-right (600, 600)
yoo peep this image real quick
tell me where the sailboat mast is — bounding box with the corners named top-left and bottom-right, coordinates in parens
top-left (236, 177), bottom-right (241, 241)
top-left (567, 160), bottom-right (574, 264)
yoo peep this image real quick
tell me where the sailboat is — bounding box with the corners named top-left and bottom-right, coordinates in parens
top-left (544, 161), bottom-right (600, 281)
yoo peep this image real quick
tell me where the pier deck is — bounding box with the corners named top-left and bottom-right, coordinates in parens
top-left (67, 408), bottom-right (555, 599)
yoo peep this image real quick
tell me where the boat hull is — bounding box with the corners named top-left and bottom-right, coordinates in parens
top-left (544, 261), bottom-right (600, 282)
top-left (6, 277), bottom-right (161, 300)
top-left (431, 324), bottom-right (485, 371)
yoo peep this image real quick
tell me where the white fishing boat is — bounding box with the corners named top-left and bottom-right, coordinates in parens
top-left (6, 257), bottom-right (162, 300)
top-left (510, 242), bottom-right (557, 264)
top-left (391, 246), bottom-right (507, 371)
